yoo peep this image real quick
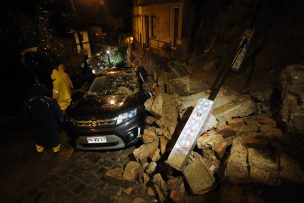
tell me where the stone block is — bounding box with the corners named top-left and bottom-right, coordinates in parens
top-left (225, 138), bottom-right (248, 182)
top-left (183, 159), bottom-right (215, 195)
top-left (123, 161), bottom-right (142, 182)
top-left (214, 140), bottom-right (228, 160)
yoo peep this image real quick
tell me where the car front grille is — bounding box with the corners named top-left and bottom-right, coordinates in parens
top-left (74, 118), bottom-right (116, 128)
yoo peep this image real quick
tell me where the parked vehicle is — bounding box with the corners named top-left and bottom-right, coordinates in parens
top-left (65, 68), bottom-right (151, 150)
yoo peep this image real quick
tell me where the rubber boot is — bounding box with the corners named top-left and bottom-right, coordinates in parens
top-left (36, 145), bottom-right (44, 153)
top-left (53, 144), bottom-right (61, 153)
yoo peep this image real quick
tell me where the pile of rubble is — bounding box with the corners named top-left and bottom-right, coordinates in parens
top-left (104, 64), bottom-right (304, 202)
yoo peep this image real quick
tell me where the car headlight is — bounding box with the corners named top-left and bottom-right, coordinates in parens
top-left (116, 108), bottom-right (137, 125)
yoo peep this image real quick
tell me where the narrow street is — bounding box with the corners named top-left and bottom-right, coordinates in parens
top-left (0, 115), bottom-right (154, 203)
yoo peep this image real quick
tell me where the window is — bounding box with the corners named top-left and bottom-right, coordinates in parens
top-left (151, 16), bottom-right (156, 38)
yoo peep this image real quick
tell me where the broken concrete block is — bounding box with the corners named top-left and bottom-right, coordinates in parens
top-left (280, 65), bottom-right (304, 135)
top-left (197, 131), bottom-right (224, 150)
top-left (152, 173), bottom-right (168, 202)
top-left (214, 140), bottom-right (229, 160)
top-left (145, 161), bottom-right (157, 176)
top-left (202, 114), bottom-right (218, 132)
top-left (213, 96), bottom-right (256, 124)
top-left (142, 128), bottom-right (157, 143)
top-left (151, 148), bottom-right (161, 162)
top-left (123, 161), bottom-right (142, 182)
top-left (225, 137), bottom-right (248, 182)
top-left (133, 137), bottom-right (159, 164)
top-left (142, 173), bottom-right (150, 185)
top-left (183, 159), bottom-right (215, 195)
top-left (248, 148), bottom-right (280, 185)
top-left (175, 91), bottom-right (209, 118)
top-left (160, 136), bottom-right (169, 155)
top-left (104, 168), bottom-right (133, 187)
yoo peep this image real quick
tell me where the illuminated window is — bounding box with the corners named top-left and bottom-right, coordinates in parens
top-left (151, 16), bottom-right (156, 38)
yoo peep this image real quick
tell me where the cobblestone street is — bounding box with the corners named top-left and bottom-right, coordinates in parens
top-left (14, 148), bottom-right (155, 203)
top-left (0, 117), bottom-right (155, 203)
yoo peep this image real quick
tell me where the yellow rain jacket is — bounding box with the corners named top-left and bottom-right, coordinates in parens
top-left (51, 69), bottom-right (71, 111)
top-left (57, 64), bottom-right (73, 90)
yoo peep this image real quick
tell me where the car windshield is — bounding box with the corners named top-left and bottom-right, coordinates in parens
top-left (87, 72), bottom-right (140, 96)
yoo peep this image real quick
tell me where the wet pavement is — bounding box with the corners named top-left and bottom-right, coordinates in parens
top-left (0, 115), bottom-right (155, 203)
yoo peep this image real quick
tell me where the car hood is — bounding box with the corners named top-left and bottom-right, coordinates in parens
top-left (67, 93), bottom-right (141, 118)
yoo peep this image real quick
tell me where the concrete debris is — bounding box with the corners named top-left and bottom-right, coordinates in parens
top-left (225, 137), bottom-right (249, 182)
top-left (142, 127), bottom-right (157, 144)
top-left (280, 65), bottom-right (304, 135)
top-left (197, 131), bottom-right (224, 150)
top-left (175, 91), bottom-right (209, 118)
top-left (142, 173), bottom-right (150, 185)
top-left (166, 76), bottom-right (208, 96)
top-left (122, 161), bottom-right (142, 182)
top-left (145, 161), bottom-right (157, 176)
top-left (203, 114), bottom-right (218, 132)
top-left (151, 148), bottom-right (161, 162)
top-left (152, 173), bottom-right (168, 202)
top-left (145, 91), bottom-right (178, 139)
top-left (133, 137), bottom-right (159, 164)
top-left (159, 136), bottom-right (169, 155)
top-left (104, 168), bottom-right (133, 187)
top-left (145, 115), bottom-right (159, 125)
top-left (183, 158), bottom-right (215, 195)
top-left (214, 140), bottom-right (229, 160)
top-left (213, 95), bottom-right (256, 124)
top-left (201, 149), bottom-right (221, 175)
top-left (212, 88), bottom-right (240, 109)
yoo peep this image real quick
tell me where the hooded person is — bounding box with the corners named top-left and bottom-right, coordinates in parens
top-left (51, 68), bottom-right (71, 112)
top-left (26, 83), bottom-right (63, 153)
top-left (57, 64), bottom-right (73, 95)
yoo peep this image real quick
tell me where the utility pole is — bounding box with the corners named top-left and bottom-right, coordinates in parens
top-left (70, 0), bottom-right (85, 59)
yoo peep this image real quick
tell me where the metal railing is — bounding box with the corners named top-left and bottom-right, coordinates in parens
top-left (148, 39), bottom-right (171, 59)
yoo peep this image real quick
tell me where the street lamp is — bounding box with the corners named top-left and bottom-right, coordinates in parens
top-left (106, 50), bottom-right (111, 67)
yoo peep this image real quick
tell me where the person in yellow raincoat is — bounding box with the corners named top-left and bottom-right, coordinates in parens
top-left (51, 68), bottom-right (71, 112)
top-left (57, 64), bottom-right (73, 96)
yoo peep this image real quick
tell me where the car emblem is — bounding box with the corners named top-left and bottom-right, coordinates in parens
top-left (91, 120), bottom-right (97, 128)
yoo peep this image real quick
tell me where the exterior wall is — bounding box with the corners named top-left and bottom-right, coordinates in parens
top-left (133, 1), bottom-right (184, 52)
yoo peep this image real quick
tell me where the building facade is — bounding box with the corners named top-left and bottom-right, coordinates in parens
top-left (133, 0), bottom-right (184, 58)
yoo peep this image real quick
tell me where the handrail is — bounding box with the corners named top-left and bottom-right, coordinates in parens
top-left (148, 38), bottom-right (171, 59)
